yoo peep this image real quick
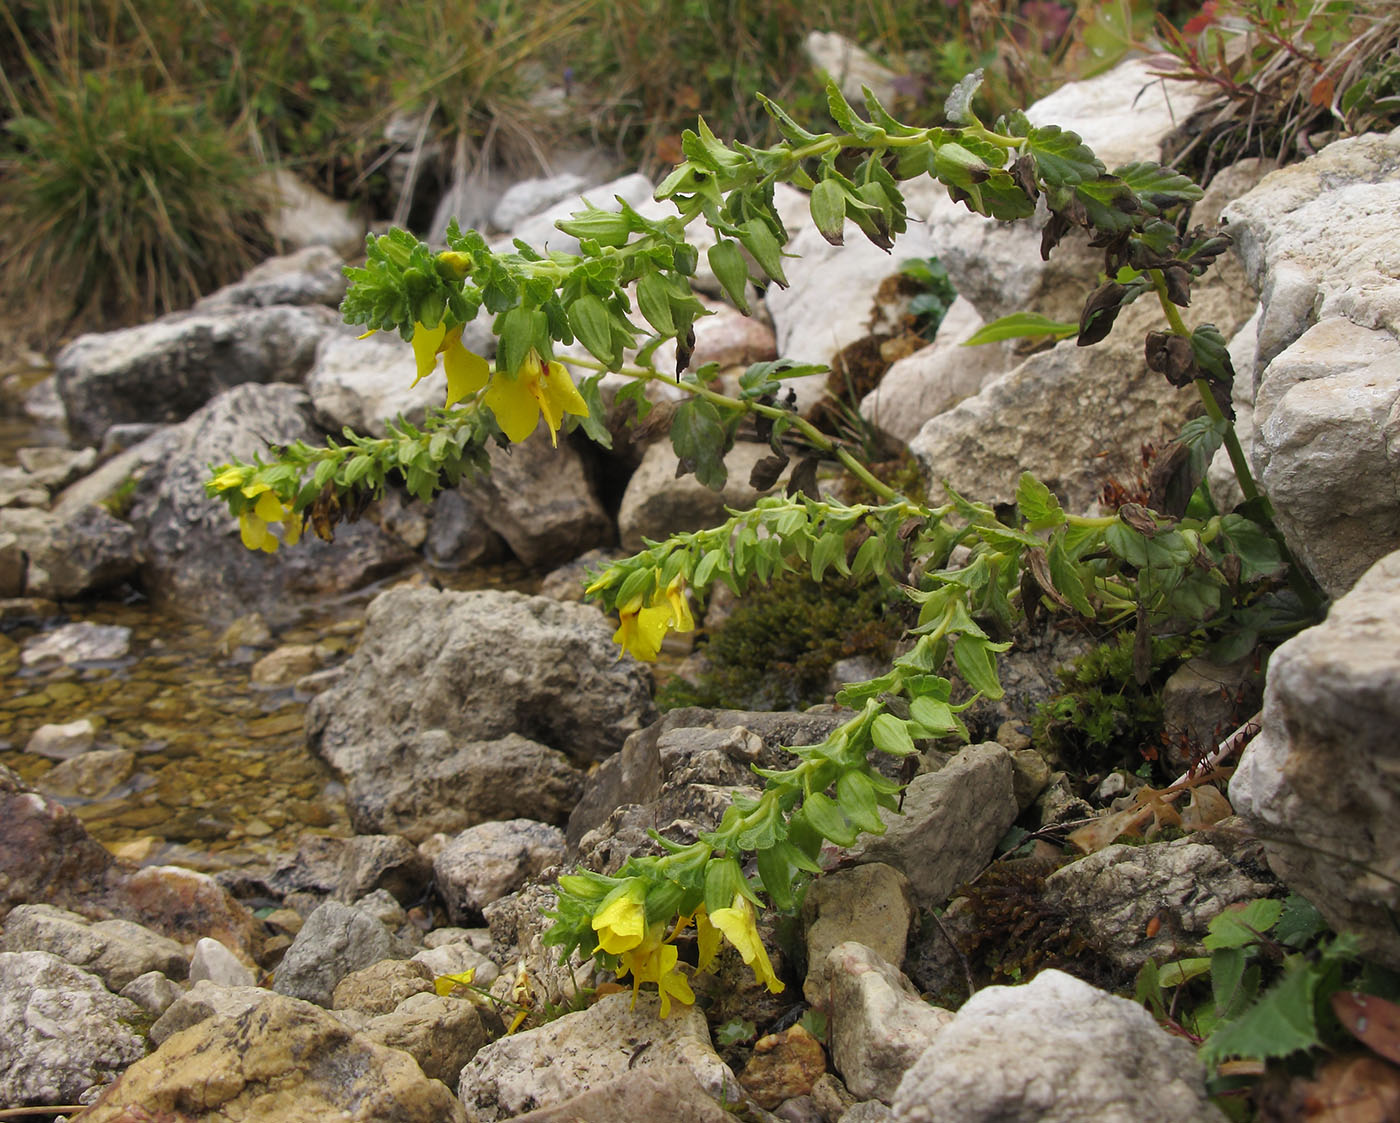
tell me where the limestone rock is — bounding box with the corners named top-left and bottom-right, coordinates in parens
top-left (0, 504), bottom-right (140, 600)
top-left (470, 433), bottom-right (613, 568)
top-left (859, 296), bottom-right (1019, 446)
top-left (804, 31), bottom-right (899, 108)
top-left (1043, 836), bottom-right (1277, 970)
top-left (22, 622), bottom-right (131, 667)
top-left (1231, 549), bottom-right (1400, 969)
top-left (24, 716), bottom-right (101, 759)
top-left (148, 979), bottom-right (269, 1045)
top-left (458, 992), bottom-right (737, 1122)
top-left (434, 819), bottom-right (567, 924)
top-left (272, 899), bottom-right (406, 1007)
top-left (504, 1066), bottom-right (734, 1122)
top-left (194, 244), bottom-right (349, 312)
top-left (802, 863), bottom-right (914, 1006)
top-left (189, 936), bottom-right (256, 987)
top-left (0, 950), bottom-right (147, 1107)
top-left (845, 744), bottom-right (1017, 909)
top-left (824, 942), bottom-right (952, 1104)
top-left (333, 957), bottom-right (435, 1017)
top-left (263, 833), bottom-right (433, 906)
top-left (617, 439), bottom-right (790, 551)
top-left (119, 970), bottom-right (183, 1019)
top-left (908, 251), bottom-right (1255, 512)
top-left (262, 168), bottom-right (367, 257)
top-left (765, 220), bottom-right (938, 413)
top-left (37, 748), bottom-right (135, 800)
top-left (129, 382), bottom-right (412, 624)
top-left (491, 172), bottom-right (589, 232)
top-left (364, 990), bottom-right (495, 1085)
top-left (17, 445), bottom-right (97, 489)
top-left (1222, 126), bottom-right (1400, 371)
top-left (84, 989), bottom-right (466, 1123)
top-left (56, 304), bottom-right (338, 445)
top-left (1253, 345), bottom-right (1400, 597)
top-left (890, 969), bottom-right (1225, 1123)
top-left (1, 904), bottom-right (186, 991)
top-left (307, 585), bottom-right (650, 787)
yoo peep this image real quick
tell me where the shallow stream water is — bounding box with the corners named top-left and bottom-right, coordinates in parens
top-left (1, 362), bottom-right (540, 874)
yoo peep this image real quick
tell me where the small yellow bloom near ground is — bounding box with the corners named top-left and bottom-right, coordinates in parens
top-left (619, 929), bottom-right (695, 1017)
top-left (592, 881), bottom-right (648, 955)
top-left (612, 575), bottom-right (696, 661)
top-left (703, 895), bottom-right (785, 994)
top-left (409, 321), bottom-right (490, 407)
top-left (482, 350), bottom-right (588, 446)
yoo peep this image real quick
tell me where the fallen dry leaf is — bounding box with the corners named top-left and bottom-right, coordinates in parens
top-left (1333, 992), bottom-right (1400, 1067)
top-left (1300, 1053), bottom-right (1400, 1122)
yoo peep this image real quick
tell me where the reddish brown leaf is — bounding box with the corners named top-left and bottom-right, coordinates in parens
top-left (1310, 75), bottom-right (1336, 108)
top-left (1300, 1053), bottom-right (1400, 1123)
top-left (1333, 992), bottom-right (1400, 1067)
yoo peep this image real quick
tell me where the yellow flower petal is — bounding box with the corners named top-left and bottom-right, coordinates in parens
top-left (535, 360), bottom-right (589, 446)
top-left (694, 907), bottom-right (722, 971)
top-left (410, 321), bottom-right (448, 388)
top-left (238, 513), bottom-right (279, 554)
top-left (281, 511), bottom-right (302, 547)
top-left (443, 333), bottom-right (490, 407)
top-left (612, 596), bottom-right (672, 662)
top-left (211, 468), bottom-right (246, 492)
top-left (710, 894), bottom-right (784, 994)
top-left (240, 480), bottom-right (271, 499)
top-left (483, 371), bottom-right (541, 443)
top-left (253, 491), bottom-right (285, 523)
top-left (592, 882), bottom-right (648, 956)
top-left (664, 577), bottom-right (695, 634)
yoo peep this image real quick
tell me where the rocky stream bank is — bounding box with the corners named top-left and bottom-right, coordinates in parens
top-left (2, 49), bottom-right (1400, 1123)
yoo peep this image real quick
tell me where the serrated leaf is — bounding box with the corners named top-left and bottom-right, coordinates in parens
top-left (1074, 176), bottom-right (1139, 233)
top-left (962, 312), bottom-right (1078, 346)
top-left (1115, 160), bottom-right (1204, 212)
top-left (944, 69), bottom-right (984, 125)
top-left (811, 531), bottom-right (849, 581)
top-left (1048, 537), bottom-right (1095, 617)
top-left (1190, 323), bottom-right (1235, 385)
top-left (1016, 473), bottom-right (1063, 527)
top-left (1201, 960), bottom-right (1322, 1066)
top-left (1217, 514), bottom-right (1284, 581)
top-left (1025, 124), bottom-right (1103, 186)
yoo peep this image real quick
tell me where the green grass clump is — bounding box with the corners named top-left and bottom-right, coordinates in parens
top-left (1, 66), bottom-right (267, 328)
top-left (658, 570), bottom-right (903, 712)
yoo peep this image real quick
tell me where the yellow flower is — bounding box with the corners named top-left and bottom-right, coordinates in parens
top-left (210, 467), bottom-right (246, 493)
top-left (619, 933), bottom-right (695, 1017)
top-left (592, 881), bottom-right (648, 956)
top-left (693, 906), bottom-right (723, 972)
top-left (237, 490), bottom-right (301, 554)
top-left (612, 594), bottom-right (675, 662)
top-left (611, 576), bottom-right (696, 662)
top-left (482, 351), bottom-right (588, 446)
top-left (409, 321), bottom-right (489, 407)
top-left (709, 893), bottom-right (784, 994)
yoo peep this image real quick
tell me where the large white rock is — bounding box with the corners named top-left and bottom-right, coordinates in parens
top-left (458, 992), bottom-right (737, 1121)
top-left (1231, 549), bottom-right (1400, 969)
top-left (859, 296), bottom-right (1019, 445)
top-left (891, 969), bottom-right (1224, 1123)
top-left (1222, 126), bottom-right (1400, 370)
top-left (262, 168), bottom-right (366, 258)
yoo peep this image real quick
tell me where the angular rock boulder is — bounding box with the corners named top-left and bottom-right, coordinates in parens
top-left (56, 304), bottom-right (337, 445)
top-left (130, 382), bottom-right (413, 624)
top-left (1231, 549), bottom-right (1400, 969)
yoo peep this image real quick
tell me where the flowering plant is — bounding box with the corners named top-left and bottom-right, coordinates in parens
top-left (206, 72), bottom-right (1317, 1013)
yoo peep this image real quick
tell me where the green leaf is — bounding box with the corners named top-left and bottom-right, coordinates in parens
top-left (1201, 960), bottom-right (1322, 1067)
top-left (962, 312), bottom-right (1078, 346)
top-left (802, 791), bottom-right (858, 847)
top-left (635, 271), bottom-right (674, 336)
top-left (1016, 473), bottom-right (1063, 528)
top-left (810, 178), bottom-right (848, 245)
top-left (715, 1018), bottom-right (756, 1046)
top-left (739, 217), bottom-right (788, 287)
top-left (1190, 323), bottom-right (1235, 385)
top-left (1274, 894), bottom-right (1325, 949)
top-left (707, 239), bottom-right (751, 313)
top-left (1217, 514), bottom-right (1284, 581)
top-left (1205, 899), bottom-right (1284, 950)
top-left (850, 533), bottom-right (885, 578)
top-left (953, 634), bottom-right (1008, 700)
top-left (836, 771), bottom-right (887, 833)
top-left (1025, 124), bottom-right (1103, 186)
top-left (1048, 536), bottom-right (1095, 617)
top-left (1212, 946), bottom-right (1251, 1019)
top-left (573, 374), bottom-right (613, 450)
top-left (871, 713), bottom-right (918, 757)
top-left (756, 845), bottom-right (796, 909)
top-left (909, 695), bottom-right (957, 737)
top-left (671, 399), bottom-right (729, 491)
top-left (811, 531), bottom-right (849, 582)
top-left (756, 92), bottom-right (822, 145)
top-left (1073, 176), bottom-right (1139, 234)
top-left (1115, 160), bottom-right (1204, 212)
top-left (1158, 956), bottom-right (1212, 988)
